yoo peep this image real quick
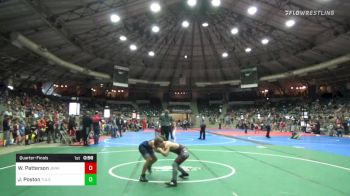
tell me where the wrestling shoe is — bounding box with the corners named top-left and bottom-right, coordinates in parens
top-left (139, 175), bottom-right (148, 182)
top-left (165, 180), bottom-right (177, 187)
top-left (179, 173), bottom-right (189, 179)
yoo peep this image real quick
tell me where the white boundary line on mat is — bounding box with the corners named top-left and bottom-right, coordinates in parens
top-left (108, 159), bottom-right (235, 183)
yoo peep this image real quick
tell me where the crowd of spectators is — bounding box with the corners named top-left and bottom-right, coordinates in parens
top-left (1, 89), bottom-right (349, 147)
top-left (0, 90), bottom-right (160, 146)
top-left (168, 105), bottom-right (191, 113)
top-left (197, 101), bottom-right (221, 124)
top-left (223, 99), bottom-right (350, 136)
top-left (138, 103), bottom-right (162, 117)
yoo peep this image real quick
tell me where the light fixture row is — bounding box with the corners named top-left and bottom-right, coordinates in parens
top-left (111, 1), bottom-right (298, 58)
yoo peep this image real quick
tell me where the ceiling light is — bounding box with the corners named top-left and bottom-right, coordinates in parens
top-left (211, 0), bottom-right (221, 7)
top-left (110, 14), bottom-right (120, 23)
top-left (231, 27), bottom-right (239, 35)
top-left (245, 47), bottom-right (252, 53)
top-left (247, 6), bottom-right (258, 15)
top-left (119, 35), bottom-right (127, 41)
top-left (184, 55), bottom-right (188, 59)
top-left (150, 2), bottom-right (161, 13)
top-left (202, 22), bottom-right (209, 27)
top-left (182, 20), bottom-right (190, 28)
top-left (152, 25), bottom-right (160, 33)
top-left (148, 51), bottom-right (155, 56)
top-left (285, 19), bottom-right (295, 27)
top-left (222, 52), bottom-right (228, 58)
top-left (187, 0), bottom-right (197, 7)
top-left (316, 0), bottom-right (332, 3)
top-left (130, 44), bottom-right (137, 51)
top-left (261, 38), bottom-right (269, 45)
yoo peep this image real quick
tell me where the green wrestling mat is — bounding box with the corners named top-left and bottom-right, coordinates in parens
top-left (1, 145), bottom-right (350, 196)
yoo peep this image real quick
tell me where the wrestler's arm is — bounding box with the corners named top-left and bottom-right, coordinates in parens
top-left (157, 145), bottom-right (170, 157)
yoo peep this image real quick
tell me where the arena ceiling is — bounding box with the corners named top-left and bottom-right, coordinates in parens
top-left (0, 0), bottom-right (350, 88)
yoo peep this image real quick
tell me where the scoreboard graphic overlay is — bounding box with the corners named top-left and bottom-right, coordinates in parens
top-left (16, 154), bottom-right (97, 186)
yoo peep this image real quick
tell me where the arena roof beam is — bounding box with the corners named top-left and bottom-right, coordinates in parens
top-left (168, 24), bottom-right (187, 86)
top-left (11, 32), bottom-right (111, 80)
top-left (260, 53), bottom-right (350, 81)
top-left (22, 0), bottom-right (105, 61)
top-left (54, 0), bottom-right (179, 23)
top-left (219, 6), bottom-right (349, 74)
top-left (221, 7), bottom-right (312, 49)
top-left (214, 9), bottom-right (305, 73)
top-left (57, 0), bottom-right (132, 23)
top-left (147, 25), bottom-right (183, 81)
top-left (197, 20), bottom-right (210, 82)
top-left (188, 17), bottom-right (195, 85)
top-left (195, 53), bottom-right (350, 86)
top-left (209, 14), bottom-right (243, 68)
top-left (138, 27), bottom-right (180, 80)
top-left (204, 24), bottom-right (228, 81)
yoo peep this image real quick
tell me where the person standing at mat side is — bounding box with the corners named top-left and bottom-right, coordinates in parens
top-left (139, 139), bottom-right (157, 182)
top-left (82, 111), bottom-right (92, 146)
top-left (154, 137), bottom-right (189, 187)
top-left (91, 111), bottom-right (101, 144)
top-left (265, 117), bottom-right (272, 138)
top-left (199, 116), bottom-right (206, 140)
top-left (159, 110), bottom-right (173, 141)
top-left (115, 113), bottom-right (123, 137)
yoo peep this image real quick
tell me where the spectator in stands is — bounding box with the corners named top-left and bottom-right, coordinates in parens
top-left (279, 120), bottom-right (286, 132)
top-left (141, 117), bottom-right (147, 130)
top-left (24, 119), bottom-right (31, 145)
top-left (335, 124), bottom-right (344, 137)
top-left (46, 116), bottom-right (56, 143)
top-left (2, 115), bottom-right (11, 146)
top-left (30, 120), bottom-right (38, 143)
top-left (314, 120), bottom-right (321, 134)
top-left (18, 119), bottom-right (25, 144)
top-left (218, 118), bottom-right (222, 129)
top-left (12, 118), bottom-right (19, 144)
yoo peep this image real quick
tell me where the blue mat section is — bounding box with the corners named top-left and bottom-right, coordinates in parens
top-left (97, 131), bottom-right (255, 147)
top-left (95, 130), bottom-right (350, 157)
top-left (240, 135), bottom-right (350, 157)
